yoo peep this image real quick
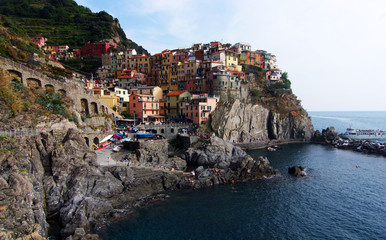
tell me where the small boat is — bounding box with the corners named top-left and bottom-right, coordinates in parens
top-left (339, 128), bottom-right (386, 140)
top-left (112, 145), bottom-right (123, 152)
top-left (135, 131), bottom-right (154, 138)
top-left (267, 147), bottom-right (277, 151)
top-left (100, 134), bottom-right (113, 143)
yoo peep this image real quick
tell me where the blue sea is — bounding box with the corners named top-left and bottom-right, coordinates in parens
top-left (102, 112), bottom-right (386, 240)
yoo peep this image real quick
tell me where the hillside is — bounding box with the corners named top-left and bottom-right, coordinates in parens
top-left (0, 0), bottom-right (148, 54)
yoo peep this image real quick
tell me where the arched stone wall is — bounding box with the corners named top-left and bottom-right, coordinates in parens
top-left (7, 69), bottom-right (22, 84)
top-left (90, 102), bottom-right (99, 115)
top-left (26, 78), bottom-right (42, 89)
top-left (58, 89), bottom-right (66, 97)
top-left (45, 84), bottom-right (55, 93)
top-left (100, 105), bottom-right (106, 114)
top-left (80, 98), bottom-right (89, 116)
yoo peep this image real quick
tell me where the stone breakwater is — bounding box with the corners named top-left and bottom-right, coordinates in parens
top-left (0, 129), bottom-right (280, 240)
top-left (312, 127), bottom-right (386, 156)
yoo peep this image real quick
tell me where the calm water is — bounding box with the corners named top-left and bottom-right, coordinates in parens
top-left (309, 111), bottom-right (386, 133)
top-left (102, 112), bottom-right (386, 240)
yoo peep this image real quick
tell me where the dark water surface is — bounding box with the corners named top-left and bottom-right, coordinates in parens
top-left (102, 144), bottom-right (386, 239)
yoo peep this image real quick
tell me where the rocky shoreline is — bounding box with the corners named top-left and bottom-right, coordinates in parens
top-left (312, 127), bottom-right (386, 157)
top-left (0, 129), bottom-right (280, 240)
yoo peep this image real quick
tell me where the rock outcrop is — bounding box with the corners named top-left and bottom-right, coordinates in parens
top-left (210, 100), bottom-right (314, 144)
top-left (0, 129), bottom-right (279, 239)
top-left (312, 127), bottom-right (339, 143)
top-left (184, 136), bottom-right (280, 184)
top-left (288, 166), bottom-right (306, 177)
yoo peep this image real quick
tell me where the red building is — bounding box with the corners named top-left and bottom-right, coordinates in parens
top-left (80, 40), bottom-right (117, 57)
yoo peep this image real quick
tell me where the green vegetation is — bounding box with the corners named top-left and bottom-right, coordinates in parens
top-left (247, 69), bottom-right (303, 116)
top-left (0, 15), bottom-right (44, 61)
top-left (120, 111), bottom-right (132, 119)
top-left (0, 0), bottom-right (148, 54)
top-left (36, 92), bottom-right (66, 111)
top-left (35, 92), bottom-right (78, 123)
top-left (60, 56), bottom-right (101, 76)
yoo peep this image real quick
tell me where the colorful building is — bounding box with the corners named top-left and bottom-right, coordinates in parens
top-left (31, 36), bottom-right (47, 47)
top-left (115, 87), bottom-right (131, 113)
top-left (183, 94), bottom-right (220, 124)
top-left (80, 40), bottom-right (117, 57)
top-left (94, 89), bottom-right (118, 113)
top-left (128, 93), bottom-right (163, 123)
top-left (166, 90), bottom-right (192, 118)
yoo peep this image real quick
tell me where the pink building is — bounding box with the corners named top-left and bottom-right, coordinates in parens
top-left (129, 94), bottom-right (163, 123)
top-left (183, 94), bottom-right (220, 124)
top-left (31, 36), bottom-right (47, 47)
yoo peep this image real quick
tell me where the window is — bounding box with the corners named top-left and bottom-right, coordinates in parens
top-left (144, 104), bottom-right (146, 109)
top-left (140, 90), bottom-right (142, 94)
top-left (123, 91), bottom-right (126, 95)
top-left (133, 103), bottom-right (136, 107)
top-left (201, 112), bottom-right (205, 117)
top-left (180, 102), bottom-right (183, 106)
top-left (133, 96), bottom-right (136, 100)
top-left (196, 113), bottom-right (198, 117)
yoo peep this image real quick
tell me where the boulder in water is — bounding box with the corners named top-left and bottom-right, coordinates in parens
top-left (288, 166), bottom-right (306, 177)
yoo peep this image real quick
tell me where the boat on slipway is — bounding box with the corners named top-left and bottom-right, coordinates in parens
top-left (339, 128), bottom-right (386, 140)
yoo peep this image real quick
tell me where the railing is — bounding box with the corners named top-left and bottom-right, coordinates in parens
top-left (0, 128), bottom-right (42, 137)
top-left (0, 128), bottom-right (114, 138)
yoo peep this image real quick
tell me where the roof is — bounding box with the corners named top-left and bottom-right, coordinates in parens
top-left (167, 90), bottom-right (187, 96)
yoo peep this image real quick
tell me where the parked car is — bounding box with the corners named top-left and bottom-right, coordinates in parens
top-left (130, 127), bottom-right (138, 133)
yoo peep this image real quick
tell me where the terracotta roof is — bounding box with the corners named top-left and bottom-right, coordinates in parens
top-left (167, 90), bottom-right (187, 96)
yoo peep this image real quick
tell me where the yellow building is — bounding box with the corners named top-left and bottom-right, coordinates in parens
top-left (94, 89), bottom-right (119, 113)
top-left (136, 55), bottom-right (151, 74)
top-left (166, 90), bottom-right (192, 118)
top-left (160, 51), bottom-right (174, 93)
top-left (225, 50), bottom-right (239, 68)
top-left (170, 63), bottom-right (179, 91)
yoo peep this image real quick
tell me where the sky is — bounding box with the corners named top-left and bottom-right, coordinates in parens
top-left (75, 0), bottom-right (386, 111)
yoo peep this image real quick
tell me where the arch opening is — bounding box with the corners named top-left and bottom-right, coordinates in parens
top-left (80, 98), bottom-right (90, 116)
top-left (26, 78), bottom-right (42, 89)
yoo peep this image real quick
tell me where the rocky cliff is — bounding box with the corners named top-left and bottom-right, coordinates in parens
top-left (210, 99), bottom-right (314, 144)
top-left (0, 129), bottom-right (279, 239)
